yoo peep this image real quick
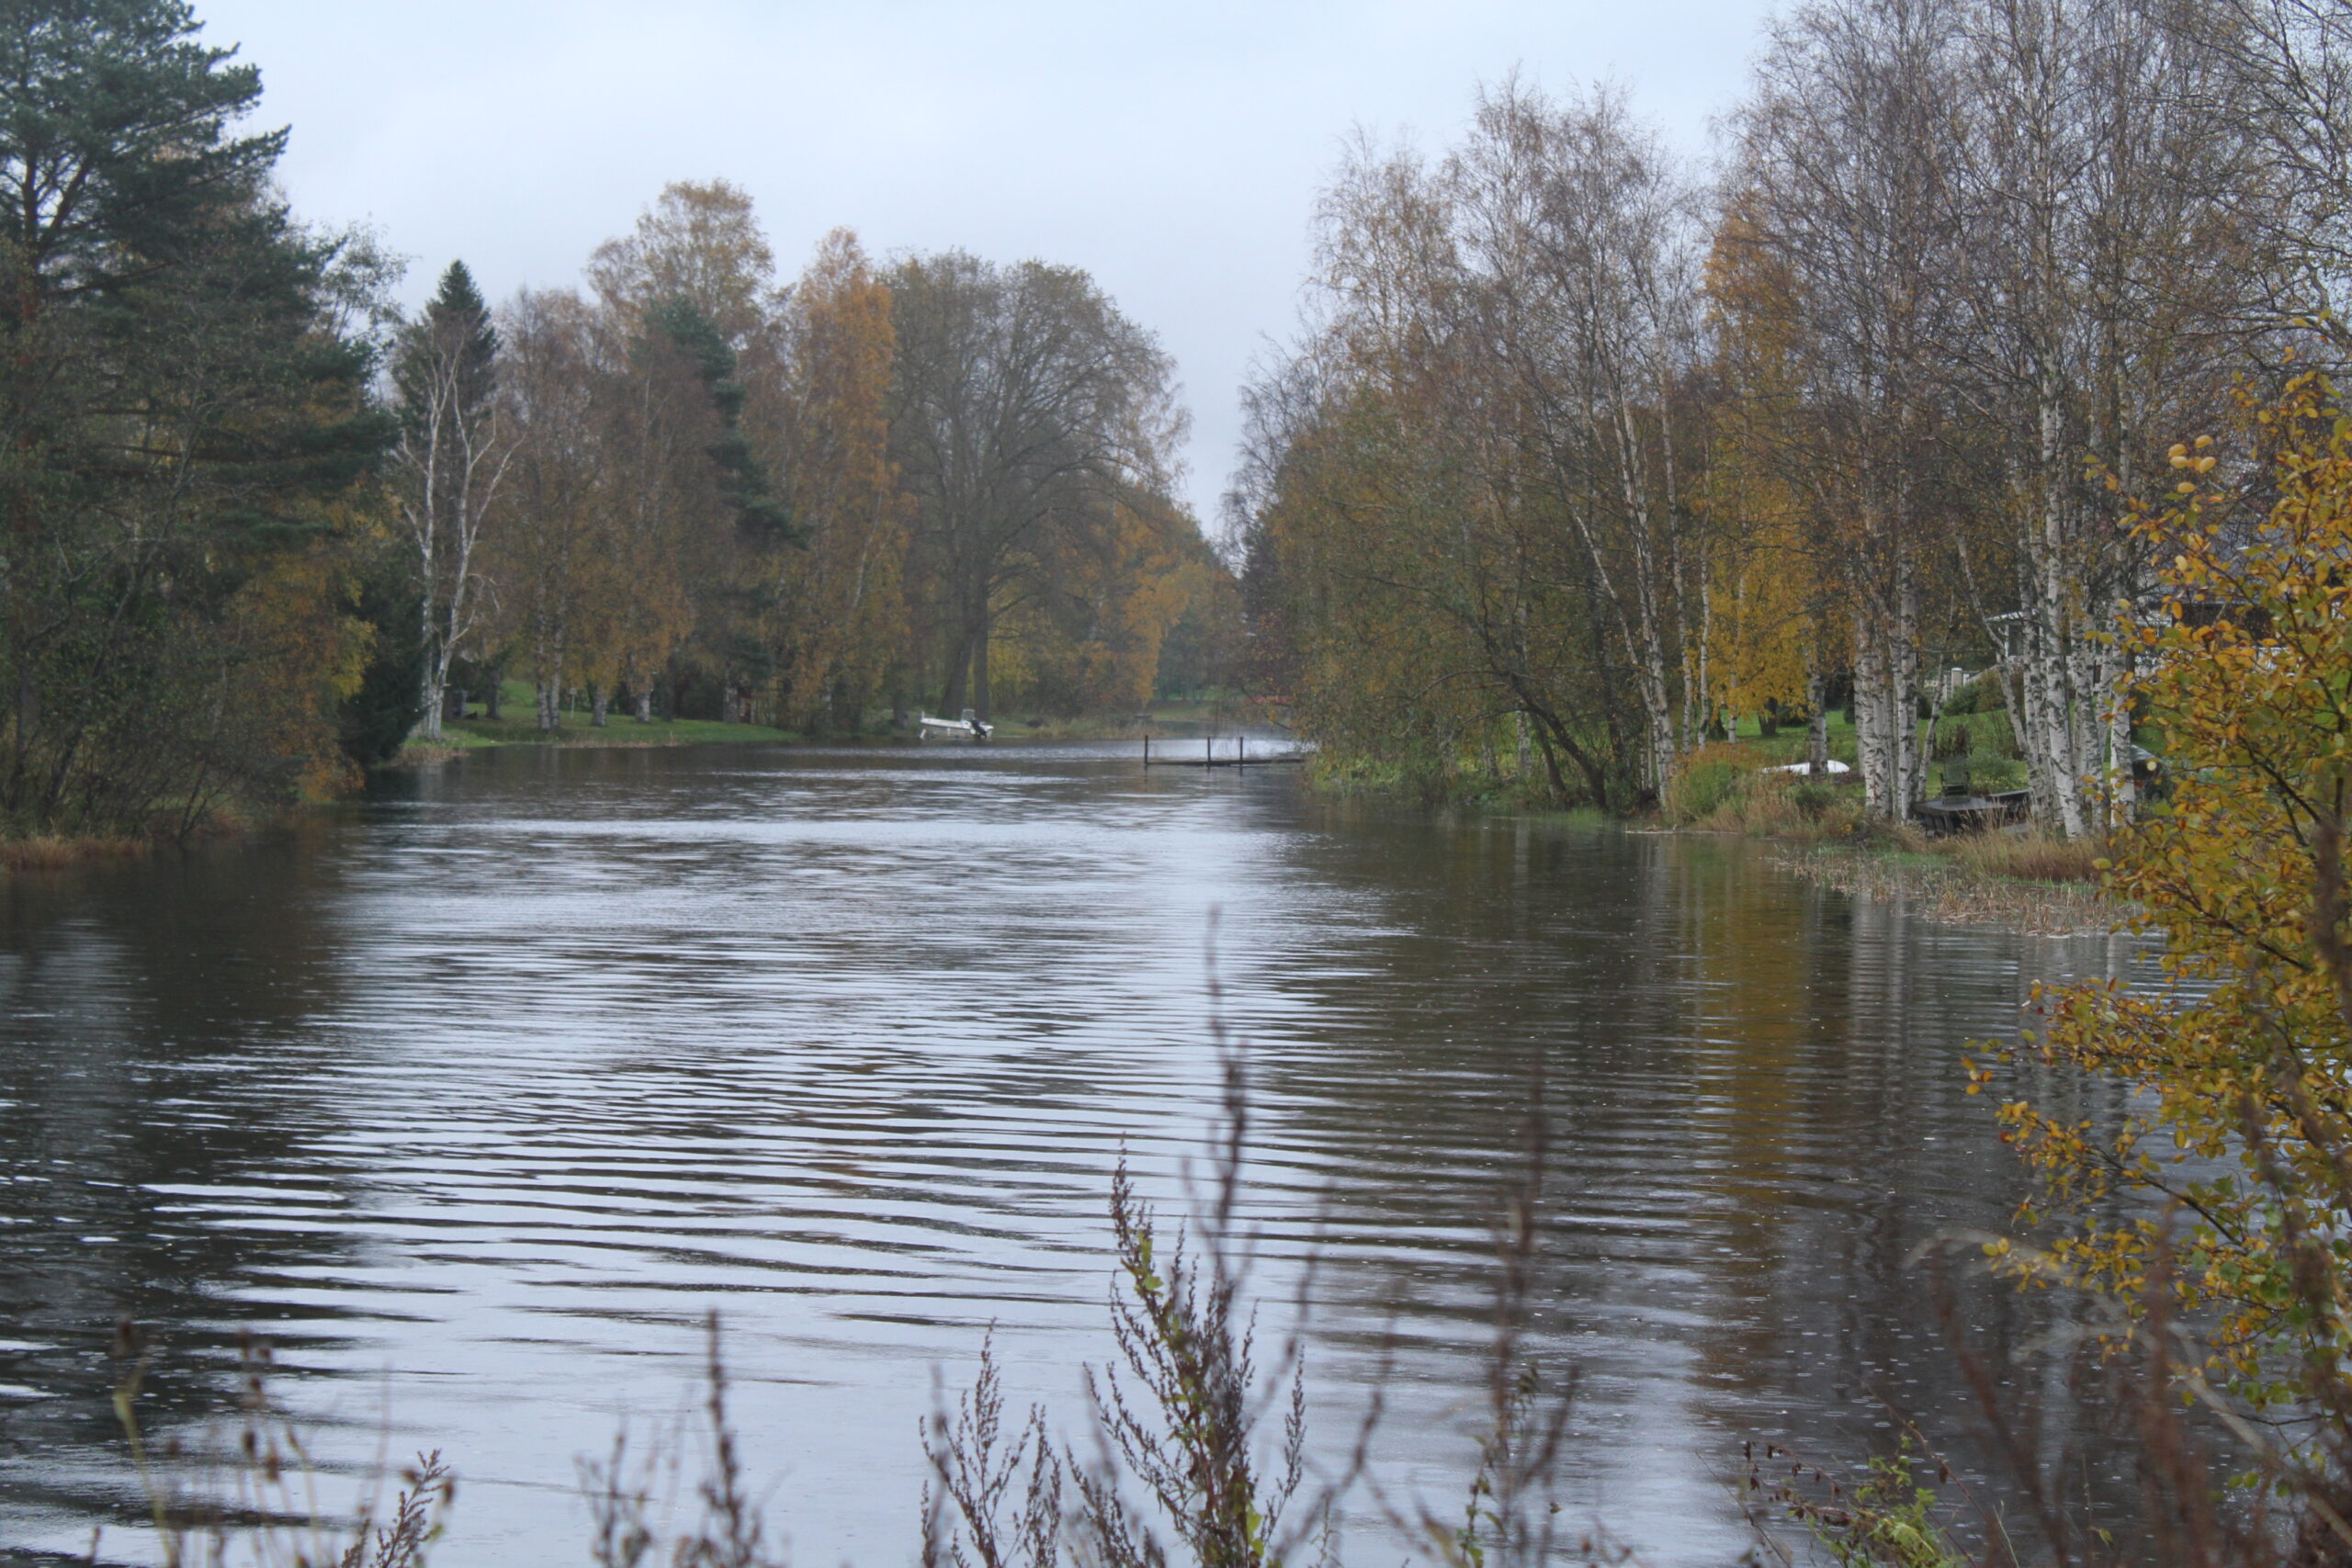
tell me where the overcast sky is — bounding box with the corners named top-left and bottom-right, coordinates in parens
top-left (196, 0), bottom-right (1781, 527)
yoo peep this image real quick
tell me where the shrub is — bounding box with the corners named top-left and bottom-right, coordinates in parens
top-left (1664, 742), bottom-right (1770, 824)
top-left (1939, 672), bottom-right (2007, 716)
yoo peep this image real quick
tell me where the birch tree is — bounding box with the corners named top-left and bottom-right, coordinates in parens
top-left (393, 262), bottom-right (513, 740)
top-left (1945, 0), bottom-right (2263, 836)
top-left (1736, 0), bottom-right (1966, 818)
top-left (1450, 83), bottom-right (1707, 800)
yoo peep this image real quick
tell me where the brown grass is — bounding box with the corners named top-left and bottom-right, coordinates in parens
top-left (0, 834), bottom-right (150, 871)
top-left (1687, 768), bottom-right (1877, 841)
top-left (1938, 829), bottom-right (2102, 884)
top-left (1772, 838), bottom-right (2126, 935)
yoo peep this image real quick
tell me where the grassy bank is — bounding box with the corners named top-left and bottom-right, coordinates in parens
top-left (391, 681), bottom-right (796, 761)
top-left (1770, 838), bottom-right (2118, 933)
top-left (392, 685), bottom-right (1267, 760)
top-left (1296, 715), bottom-right (2118, 931)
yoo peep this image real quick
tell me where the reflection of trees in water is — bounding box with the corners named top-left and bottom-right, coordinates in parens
top-left (1233, 817), bottom-right (2153, 1547)
top-left (0, 834), bottom-right (368, 1503)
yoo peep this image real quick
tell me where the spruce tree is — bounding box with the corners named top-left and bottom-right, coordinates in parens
top-left (0, 0), bottom-right (393, 830)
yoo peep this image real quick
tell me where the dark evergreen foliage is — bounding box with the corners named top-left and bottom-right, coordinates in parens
top-left (338, 554), bottom-right (427, 767)
top-left (0, 0), bottom-right (395, 834)
top-left (644, 295), bottom-right (798, 543)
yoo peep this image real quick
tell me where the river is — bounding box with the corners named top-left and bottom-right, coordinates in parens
top-left (0, 739), bottom-right (2149, 1565)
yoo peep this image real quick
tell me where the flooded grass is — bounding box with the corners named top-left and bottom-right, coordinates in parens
top-left (1772, 838), bottom-right (2125, 935)
top-left (0, 833), bottom-right (152, 871)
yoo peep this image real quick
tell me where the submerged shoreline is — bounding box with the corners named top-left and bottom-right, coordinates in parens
top-left (1295, 746), bottom-right (2120, 934)
top-left (1766, 840), bottom-right (2125, 935)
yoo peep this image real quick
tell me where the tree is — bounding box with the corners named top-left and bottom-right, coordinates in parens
top-left (1734, 0), bottom-right (1968, 820)
top-left (393, 261), bottom-right (511, 740)
top-left (1237, 86), bottom-right (1708, 809)
top-left (889, 252), bottom-right (1184, 721)
top-left (1989, 378), bottom-right (2352, 1542)
top-left (584, 181), bottom-right (793, 725)
top-left (770, 231), bottom-right (910, 731)
top-left (489, 288), bottom-right (608, 730)
top-left (0, 0), bottom-right (393, 833)
top-left (1941, 0), bottom-right (2268, 838)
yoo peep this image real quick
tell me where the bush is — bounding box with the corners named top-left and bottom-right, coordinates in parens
top-left (1930, 710), bottom-right (2020, 762)
top-left (1939, 672), bottom-right (2007, 716)
top-left (1663, 742), bottom-right (1768, 824)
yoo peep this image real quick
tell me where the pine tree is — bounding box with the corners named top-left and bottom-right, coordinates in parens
top-left (0, 0), bottom-right (393, 832)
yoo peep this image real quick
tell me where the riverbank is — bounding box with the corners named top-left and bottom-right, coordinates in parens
top-left (1299, 722), bottom-right (2120, 933)
top-left (1663, 733), bottom-right (2123, 931)
top-left (390, 688), bottom-right (1262, 761)
top-left (1769, 838), bottom-right (2120, 934)
top-left (396, 712), bottom-right (796, 762)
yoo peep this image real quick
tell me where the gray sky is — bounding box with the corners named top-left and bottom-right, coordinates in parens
top-left (198, 0), bottom-right (1779, 528)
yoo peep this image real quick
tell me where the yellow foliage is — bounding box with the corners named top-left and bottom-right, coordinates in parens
top-left (770, 230), bottom-right (910, 728)
top-left (226, 548), bottom-right (368, 802)
top-left (1997, 373), bottom-right (2352, 1409)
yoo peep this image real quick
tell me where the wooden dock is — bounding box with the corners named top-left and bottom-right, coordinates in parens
top-left (1142, 735), bottom-right (1308, 769)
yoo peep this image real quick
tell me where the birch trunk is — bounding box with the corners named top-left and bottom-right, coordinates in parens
top-left (1805, 669), bottom-right (1829, 775)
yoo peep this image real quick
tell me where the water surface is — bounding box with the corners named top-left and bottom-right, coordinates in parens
top-left (0, 741), bottom-right (2145, 1564)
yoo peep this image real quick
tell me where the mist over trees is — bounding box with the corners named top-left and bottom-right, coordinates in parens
top-left (1231, 0), bottom-right (2352, 835)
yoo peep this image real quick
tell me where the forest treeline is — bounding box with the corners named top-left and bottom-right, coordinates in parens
top-left (0, 0), bottom-right (1227, 840)
top-left (404, 193), bottom-right (1222, 747)
top-left (1231, 0), bottom-right (2352, 837)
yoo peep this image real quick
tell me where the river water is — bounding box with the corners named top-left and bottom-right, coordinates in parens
top-left (0, 740), bottom-right (2150, 1565)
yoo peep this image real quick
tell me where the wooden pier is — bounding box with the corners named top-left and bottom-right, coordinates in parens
top-left (1141, 735), bottom-right (1307, 769)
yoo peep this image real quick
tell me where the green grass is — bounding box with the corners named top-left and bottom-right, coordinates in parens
top-left (446, 714), bottom-right (795, 748)
top-left (424, 679), bottom-right (795, 751)
top-left (1723, 711), bottom-right (1862, 764)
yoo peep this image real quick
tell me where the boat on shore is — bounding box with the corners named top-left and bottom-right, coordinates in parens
top-left (917, 708), bottom-right (993, 740)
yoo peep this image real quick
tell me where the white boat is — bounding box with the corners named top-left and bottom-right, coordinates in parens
top-left (917, 707), bottom-right (993, 739)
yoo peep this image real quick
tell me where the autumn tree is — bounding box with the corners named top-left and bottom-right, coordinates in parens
top-left (1944, 0), bottom-right (2269, 836)
top-left (1988, 378), bottom-right (2352, 1545)
top-left (489, 288), bottom-right (608, 729)
top-left (1732, 0), bottom-right (1968, 819)
top-left (769, 231), bottom-right (909, 731)
top-left (1449, 84), bottom-right (1710, 797)
top-left (888, 252), bottom-right (1184, 721)
top-left (1238, 85), bottom-right (1708, 808)
top-left (1702, 208), bottom-right (1838, 768)
top-left (584, 181), bottom-right (795, 724)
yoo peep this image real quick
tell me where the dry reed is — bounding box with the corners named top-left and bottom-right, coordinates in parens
top-left (0, 834), bottom-right (151, 871)
top-left (1770, 840), bottom-right (2125, 935)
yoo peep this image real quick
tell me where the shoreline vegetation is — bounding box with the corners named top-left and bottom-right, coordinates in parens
top-left (19, 0), bottom-right (2352, 1560)
top-left (387, 686), bottom-right (1268, 765)
top-left (1305, 705), bottom-right (2120, 933)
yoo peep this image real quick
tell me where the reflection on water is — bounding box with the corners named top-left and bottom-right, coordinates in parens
top-left (0, 741), bottom-right (2149, 1565)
